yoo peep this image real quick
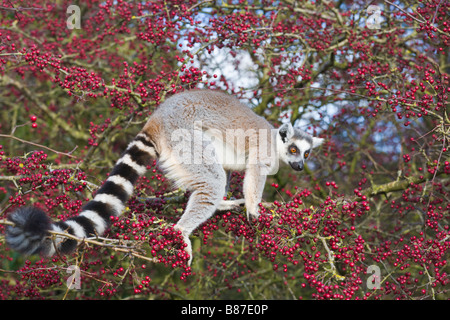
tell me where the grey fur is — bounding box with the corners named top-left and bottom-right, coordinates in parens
top-left (5, 90), bottom-right (323, 266)
top-left (141, 90), bottom-right (323, 264)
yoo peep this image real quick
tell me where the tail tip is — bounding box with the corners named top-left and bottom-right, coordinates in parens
top-left (5, 206), bottom-right (52, 256)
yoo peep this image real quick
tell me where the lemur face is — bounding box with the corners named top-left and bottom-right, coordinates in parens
top-left (277, 123), bottom-right (323, 171)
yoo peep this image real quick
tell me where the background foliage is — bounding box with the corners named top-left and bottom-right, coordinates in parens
top-left (0, 0), bottom-right (448, 300)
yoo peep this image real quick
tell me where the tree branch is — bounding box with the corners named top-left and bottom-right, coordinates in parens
top-left (0, 134), bottom-right (78, 159)
top-left (1, 74), bottom-right (90, 141)
top-left (0, 219), bottom-right (159, 263)
top-left (364, 156), bottom-right (449, 197)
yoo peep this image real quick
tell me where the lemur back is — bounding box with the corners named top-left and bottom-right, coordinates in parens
top-left (6, 90), bottom-right (323, 265)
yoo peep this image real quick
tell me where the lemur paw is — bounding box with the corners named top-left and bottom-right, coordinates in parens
top-left (174, 225), bottom-right (193, 266)
top-left (246, 206), bottom-right (260, 220)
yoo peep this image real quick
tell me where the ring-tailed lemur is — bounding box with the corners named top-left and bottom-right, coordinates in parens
top-left (5, 89), bottom-right (323, 265)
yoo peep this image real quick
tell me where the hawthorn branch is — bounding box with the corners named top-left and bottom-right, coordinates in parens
top-left (0, 219), bottom-right (159, 263)
top-left (1, 74), bottom-right (90, 141)
top-left (364, 156), bottom-right (449, 197)
top-left (0, 134), bottom-right (78, 159)
top-left (383, 0), bottom-right (425, 24)
top-left (319, 236), bottom-right (345, 281)
top-left (78, 114), bottom-right (131, 171)
top-left (0, 5), bottom-right (45, 12)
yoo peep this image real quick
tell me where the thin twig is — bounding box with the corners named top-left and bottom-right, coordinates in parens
top-left (0, 219), bottom-right (159, 263)
top-left (384, 0), bottom-right (425, 24)
top-left (0, 134), bottom-right (78, 159)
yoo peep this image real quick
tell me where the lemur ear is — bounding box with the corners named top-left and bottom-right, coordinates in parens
top-left (278, 123), bottom-right (294, 143)
top-left (312, 137), bottom-right (324, 148)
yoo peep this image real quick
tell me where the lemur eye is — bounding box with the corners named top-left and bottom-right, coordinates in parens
top-left (304, 151), bottom-right (310, 159)
top-left (289, 146), bottom-right (297, 154)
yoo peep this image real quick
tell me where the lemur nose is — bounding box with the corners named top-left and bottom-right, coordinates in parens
top-left (289, 161), bottom-right (303, 171)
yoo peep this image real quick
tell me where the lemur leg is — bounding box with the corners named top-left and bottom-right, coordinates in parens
top-left (217, 198), bottom-right (245, 211)
top-left (174, 168), bottom-right (226, 265)
top-left (171, 129), bottom-right (227, 265)
top-left (243, 165), bottom-right (267, 218)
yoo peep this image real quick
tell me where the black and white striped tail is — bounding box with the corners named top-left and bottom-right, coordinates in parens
top-left (5, 132), bottom-right (158, 257)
